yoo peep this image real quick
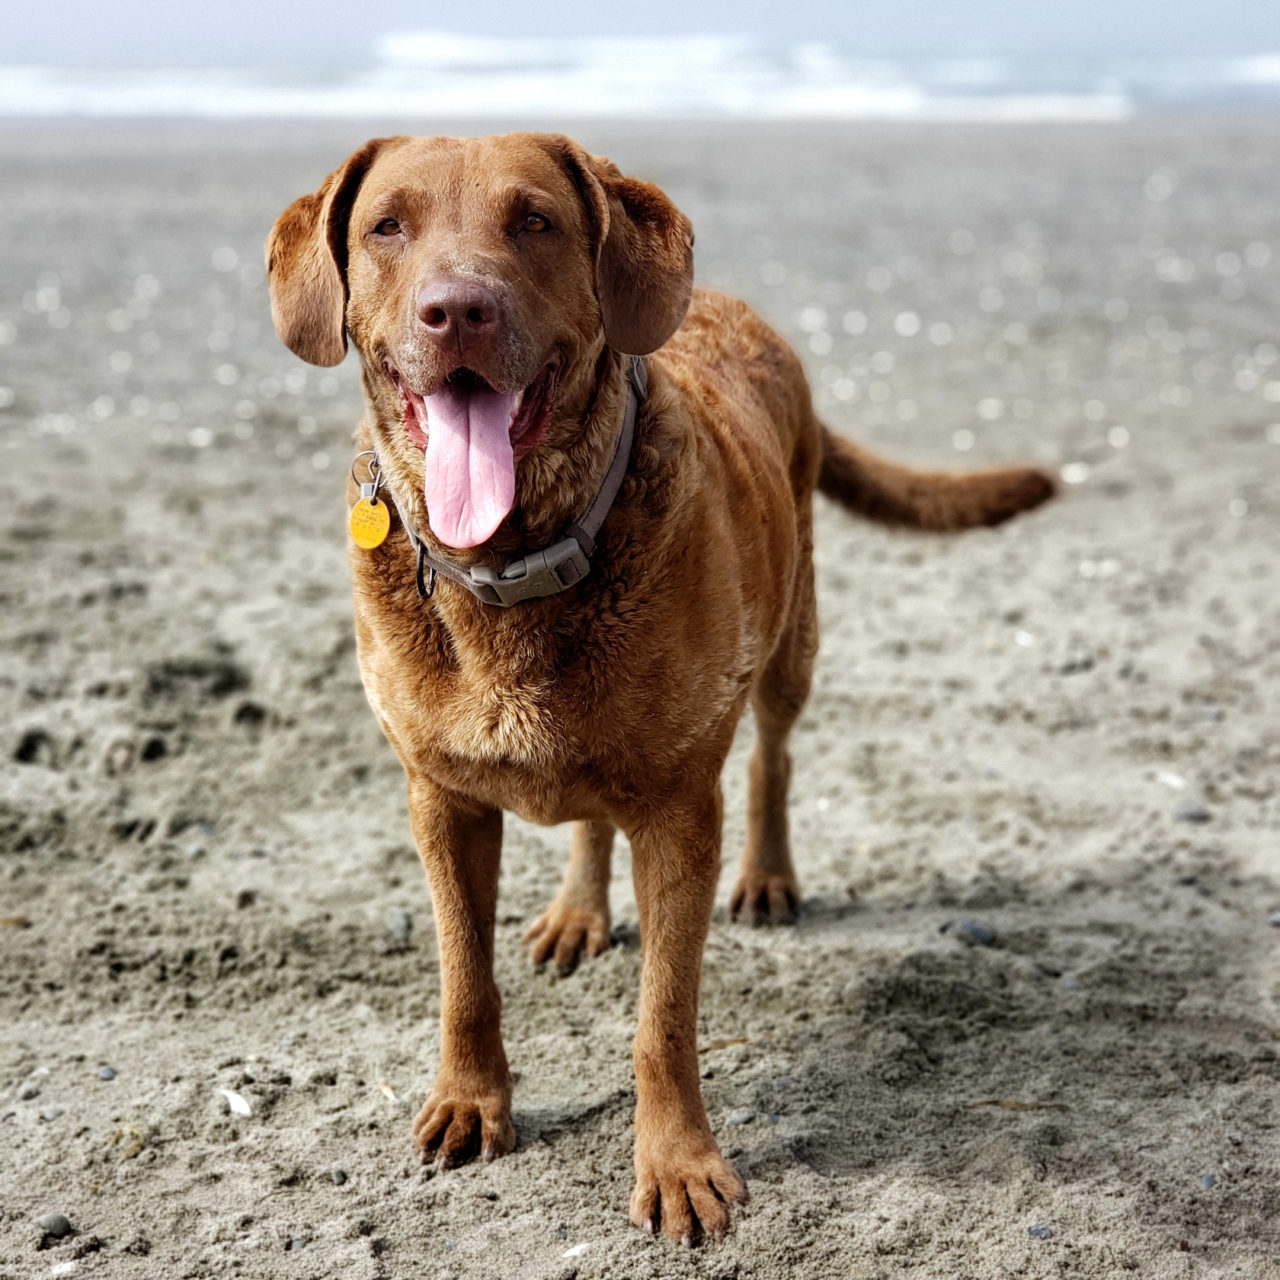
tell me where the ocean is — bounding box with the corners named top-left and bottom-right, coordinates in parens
top-left (2, 32), bottom-right (1279, 120)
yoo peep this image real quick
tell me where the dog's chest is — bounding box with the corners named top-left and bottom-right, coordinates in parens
top-left (362, 607), bottom-right (594, 781)
top-left (434, 665), bottom-right (567, 769)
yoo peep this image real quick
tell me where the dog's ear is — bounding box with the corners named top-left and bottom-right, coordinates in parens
top-left (265, 137), bottom-right (397, 367)
top-left (553, 137), bottom-right (695, 356)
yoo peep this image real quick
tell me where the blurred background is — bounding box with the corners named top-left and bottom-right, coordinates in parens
top-left (2, 5), bottom-right (1278, 1279)
top-left (5, 0), bottom-right (1280, 117)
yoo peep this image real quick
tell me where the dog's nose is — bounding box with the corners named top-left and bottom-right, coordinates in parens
top-left (416, 278), bottom-right (501, 341)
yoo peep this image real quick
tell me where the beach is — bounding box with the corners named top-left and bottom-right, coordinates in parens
top-left (2, 118), bottom-right (1278, 1278)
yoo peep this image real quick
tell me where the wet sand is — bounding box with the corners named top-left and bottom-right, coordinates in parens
top-left (2, 118), bottom-right (1279, 1278)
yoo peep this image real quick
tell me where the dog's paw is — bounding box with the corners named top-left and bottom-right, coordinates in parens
top-left (630, 1141), bottom-right (746, 1243)
top-left (523, 901), bottom-right (610, 974)
top-left (413, 1089), bottom-right (515, 1168)
top-left (729, 870), bottom-right (800, 926)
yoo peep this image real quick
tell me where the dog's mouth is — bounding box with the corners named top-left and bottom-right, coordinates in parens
top-left (391, 360), bottom-right (561, 549)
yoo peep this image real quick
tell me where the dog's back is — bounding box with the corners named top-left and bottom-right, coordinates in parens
top-left (266, 130), bottom-right (1055, 1243)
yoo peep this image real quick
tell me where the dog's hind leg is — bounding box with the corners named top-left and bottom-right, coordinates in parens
top-left (730, 499), bottom-right (819, 926)
top-left (523, 820), bottom-right (614, 973)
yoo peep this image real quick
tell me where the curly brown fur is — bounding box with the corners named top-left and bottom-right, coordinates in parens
top-left (266, 130), bottom-right (1055, 1244)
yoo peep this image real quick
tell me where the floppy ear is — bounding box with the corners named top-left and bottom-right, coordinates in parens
top-left (553, 137), bottom-right (695, 356)
top-left (265, 137), bottom-right (396, 367)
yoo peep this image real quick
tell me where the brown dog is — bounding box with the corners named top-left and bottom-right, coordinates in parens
top-left (266, 132), bottom-right (1053, 1242)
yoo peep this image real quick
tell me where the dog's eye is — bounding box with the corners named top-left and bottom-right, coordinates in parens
top-left (373, 218), bottom-right (402, 237)
top-left (522, 212), bottom-right (551, 233)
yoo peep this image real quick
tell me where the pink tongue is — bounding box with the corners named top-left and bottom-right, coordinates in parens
top-left (421, 380), bottom-right (519, 548)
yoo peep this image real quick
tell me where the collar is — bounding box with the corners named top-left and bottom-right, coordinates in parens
top-left (378, 355), bottom-right (648, 608)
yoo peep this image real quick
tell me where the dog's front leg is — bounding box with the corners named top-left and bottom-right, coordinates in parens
top-left (407, 778), bottom-right (515, 1167)
top-left (628, 787), bottom-right (746, 1242)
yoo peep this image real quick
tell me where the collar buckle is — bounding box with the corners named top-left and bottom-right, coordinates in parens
top-left (373, 355), bottom-right (646, 608)
top-left (467, 536), bottom-right (590, 607)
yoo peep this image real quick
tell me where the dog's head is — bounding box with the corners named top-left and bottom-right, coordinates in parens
top-left (266, 133), bottom-right (693, 550)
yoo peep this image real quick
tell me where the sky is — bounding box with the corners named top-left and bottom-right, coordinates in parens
top-left (6, 0), bottom-right (1279, 67)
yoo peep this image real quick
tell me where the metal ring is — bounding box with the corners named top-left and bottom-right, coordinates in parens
top-left (350, 449), bottom-right (382, 491)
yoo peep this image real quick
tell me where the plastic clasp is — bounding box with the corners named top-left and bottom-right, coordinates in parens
top-left (467, 537), bottom-right (590, 607)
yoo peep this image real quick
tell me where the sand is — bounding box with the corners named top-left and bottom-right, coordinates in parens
top-left (1, 118), bottom-right (1278, 1279)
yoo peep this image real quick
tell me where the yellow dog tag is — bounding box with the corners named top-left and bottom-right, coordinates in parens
top-left (349, 497), bottom-right (390, 550)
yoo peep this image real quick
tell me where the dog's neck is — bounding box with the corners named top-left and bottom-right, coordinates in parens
top-left (360, 346), bottom-right (638, 597)
top-left (496, 345), bottom-right (632, 557)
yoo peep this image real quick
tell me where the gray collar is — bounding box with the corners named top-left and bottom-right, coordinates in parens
top-left (381, 355), bottom-right (647, 608)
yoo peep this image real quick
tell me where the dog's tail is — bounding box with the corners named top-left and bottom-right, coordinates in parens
top-left (817, 425), bottom-right (1056, 531)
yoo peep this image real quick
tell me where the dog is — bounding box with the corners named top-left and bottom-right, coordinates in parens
top-left (266, 131), bottom-right (1053, 1242)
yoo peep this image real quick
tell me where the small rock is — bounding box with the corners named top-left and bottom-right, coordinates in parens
top-left (14, 727), bottom-right (55, 766)
top-left (386, 908), bottom-right (413, 945)
top-left (286, 1236), bottom-right (309, 1252)
top-left (235, 889), bottom-right (256, 910)
top-left (38, 1213), bottom-right (74, 1239)
top-left (96, 1066), bottom-right (116, 1081)
top-left (1201, 1174), bottom-right (1217, 1189)
top-left (19, 1083), bottom-right (40, 1100)
top-left (329, 1169), bottom-right (348, 1185)
top-left (217, 1088), bottom-right (252, 1117)
top-left (1060, 976), bottom-right (1082, 991)
top-left (773, 1075), bottom-right (795, 1090)
top-left (727, 1108), bottom-right (754, 1125)
top-left (1267, 912), bottom-right (1280, 929)
top-left (41, 1106), bottom-right (64, 1122)
top-left (1173, 798), bottom-right (1211, 823)
top-left (233, 700), bottom-right (269, 728)
top-left (1028, 1223), bottom-right (1053, 1240)
top-left (943, 919), bottom-right (998, 947)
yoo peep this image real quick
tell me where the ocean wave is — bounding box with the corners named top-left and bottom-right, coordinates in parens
top-left (1, 34), bottom-right (1278, 121)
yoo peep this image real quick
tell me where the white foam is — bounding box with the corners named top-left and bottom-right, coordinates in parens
top-left (0, 35), bottom-right (1276, 121)
top-left (1232, 55), bottom-right (1280, 85)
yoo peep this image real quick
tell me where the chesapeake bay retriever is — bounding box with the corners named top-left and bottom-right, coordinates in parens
top-left (266, 132), bottom-right (1053, 1242)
